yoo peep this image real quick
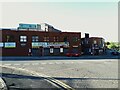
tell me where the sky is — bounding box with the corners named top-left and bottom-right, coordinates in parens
top-left (0, 0), bottom-right (119, 42)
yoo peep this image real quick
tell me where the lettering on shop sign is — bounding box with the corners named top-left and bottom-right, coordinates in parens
top-left (20, 43), bottom-right (26, 47)
top-left (0, 42), bottom-right (3, 47)
top-left (5, 42), bottom-right (16, 48)
top-left (32, 42), bottom-right (69, 48)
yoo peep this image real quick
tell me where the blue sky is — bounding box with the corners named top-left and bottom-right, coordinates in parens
top-left (0, 1), bottom-right (118, 42)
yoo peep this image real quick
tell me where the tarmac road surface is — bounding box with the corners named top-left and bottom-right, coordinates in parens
top-left (0, 65), bottom-right (73, 90)
top-left (0, 59), bottom-right (119, 89)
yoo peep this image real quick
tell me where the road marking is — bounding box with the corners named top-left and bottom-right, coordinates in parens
top-left (32, 63), bottom-right (39, 65)
top-left (24, 63), bottom-right (30, 65)
top-left (48, 63), bottom-right (54, 64)
top-left (78, 62), bottom-right (83, 63)
top-left (0, 65), bottom-right (75, 90)
top-left (65, 62), bottom-right (70, 64)
top-left (14, 64), bottom-right (20, 66)
top-left (55, 62), bottom-right (61, 64)
top-left (103, 62), bottom-right (112, 64)
top-left (39, 67), bottom-right (44, 69)
top-left (41, 63), bottom-right (46, 65)
top-left (4, 64), bottom-right (11, 66)
top-left (71, 62), bottom-right (74, 64)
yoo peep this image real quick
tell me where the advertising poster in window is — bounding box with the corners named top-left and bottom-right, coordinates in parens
top-left (5, 42), bottom-right (16, 48)
top-left (0, 43), bottom-right (3, 47)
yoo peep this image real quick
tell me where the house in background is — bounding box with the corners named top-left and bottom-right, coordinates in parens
top-left (81, 33), bottom-right (106, 55)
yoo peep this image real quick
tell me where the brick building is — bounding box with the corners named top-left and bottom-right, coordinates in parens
top-left (0, 23), bottom-right (81, 56)
top-left (81, 33), bottom-right (105, 55)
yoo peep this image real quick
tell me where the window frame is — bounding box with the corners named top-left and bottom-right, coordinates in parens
top-left (20, 35), bottom-right (27, 42)
top-left (32, 35), bottom-right (39, 42)
top-left (6, 35), bottom-right (15, 42)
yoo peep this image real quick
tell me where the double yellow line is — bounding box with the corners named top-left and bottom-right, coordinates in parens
top-left (0, 65), bottom-right (75, 90)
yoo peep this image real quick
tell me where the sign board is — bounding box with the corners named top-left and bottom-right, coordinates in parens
top-left (48, 42), bottom-right (69, 47)
top-left (19, 23), bottom-right (41, 29)
top-left (32, 42), bottom-right (39, 47)
top-left (0, 42), bottom-right (3, 47)
top-left (32, 42), bottom-right (69, 48)
top-left (5, 42), bottom-right (16, 48)
top-left (50, 48), bottom-right (53, 53)
top-left (32, 42), bottom-right (48, 47)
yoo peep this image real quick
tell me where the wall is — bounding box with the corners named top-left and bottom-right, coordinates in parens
top-left (2, 30), bottom-right (81, 56)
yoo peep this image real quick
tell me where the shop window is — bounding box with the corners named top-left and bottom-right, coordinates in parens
top-left (32, 36), bottom-right (39, 42)
top-left (60, 48), bottom-right (63, 53)
top-left (6, 35), bottom-right (14, 42)
top-left (44, 36), bottom-right (49, 42)
top-left (72, 37), bottom-right (78, 42)
top-left (50, 48), bottom-right (53, 53)
top-left (64, 37), bottom-right (68, 42)
top-left (0, 42), bottom-right (3, 47)
top-left (20, 36), bottom-right (27, 42)
top-left (84, 38), bottom-right (89, 44)
top-left (81, 41), bottom-right (84, 44)
top-left (54, 36), bottom-right (59, 42)
top-left (94, 40), bottom-right (97, 44)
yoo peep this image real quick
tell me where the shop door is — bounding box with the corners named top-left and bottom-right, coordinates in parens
top-left (32, 48), bottom-right (42, 56)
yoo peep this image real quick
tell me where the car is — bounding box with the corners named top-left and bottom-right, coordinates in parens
top-left (72, 53), bottom-right (80, 57)
top-left (110, 50), bottom-right (119, 55)
top-left (65, 53), bottom-right (80, 57)
top-left (111, 51), bottom-right (119, 55)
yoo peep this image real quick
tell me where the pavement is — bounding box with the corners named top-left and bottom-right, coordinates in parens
top-left (1, 55), bottom-right (119, 61)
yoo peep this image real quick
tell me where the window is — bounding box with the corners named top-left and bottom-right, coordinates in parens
top-left (64, 37), bottom-right (68, 42)
top-left (72, 37), bottom-right (78, 42)
top-left (54, 37), bottom-right (59, 42)
top-left (81, 41), bottom-right (84, 44)
top-left (20, 36), bottom-right (27, 42)
top-left (5, 42), bottom-right (16, 48)
top-left (44, 37), bottom-right (49, 41)
top-left (6, 35), bottom-right (14, 42)
top-left (32, 36), bottom-right (39, 42)
top-left (84, 38), bottom-right (89, 44)
top-left (0, 42), bottom-right (3, 47)
top-left (50, 48), bottom-right (53, 53)
top-left (60, 48), bottom-right (63, 53)
top-left (94, 40), bottom-right (97, 44)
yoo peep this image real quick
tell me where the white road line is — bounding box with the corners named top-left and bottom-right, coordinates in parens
top-left (24, 63), bottom-right (30, 65)
top-left (41, 63), bottom-right (46, 65)
top-left (0, 65), bottom-right (74, 90)
top-left (78, 62), bottom-right (83, 63)
top-left (71, 62), bottom-right (74, 64)
top-left (14, 64), bottom-right (20, 66)
top-left (39, 67), bottom-right (44, 69)
top-left (103, 62), bottom-right (111, 64)
top-left (55, 62), bottom-right (61, 64)
top-left (32, 63), bottom-right (39, 65)
top-left (48, 63), bottom-right (54, 64)
top-left (65, 62), bottom-right (70, 64)
top-left (4, 64), bottom-right (11, 66)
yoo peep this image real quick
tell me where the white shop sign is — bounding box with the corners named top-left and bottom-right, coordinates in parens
top-left (32, 42), bottom-right (48, 47)
top-left (32, 42), bottom-right (69, 47)
top-left (0, 42), bottom-right (3, 47)
top-left (5, 42), bottom-right (16, 48)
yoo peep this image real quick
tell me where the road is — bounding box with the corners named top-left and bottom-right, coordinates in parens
top-left (0, 59), bottom-right (119, 88)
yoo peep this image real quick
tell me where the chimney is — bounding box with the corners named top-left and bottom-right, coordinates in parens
top-left (85, 33), bottom-right (89, 38)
